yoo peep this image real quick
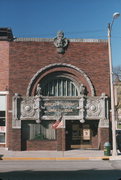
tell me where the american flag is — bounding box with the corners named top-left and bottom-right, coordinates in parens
top-left (56, 120), bottom-right (64, 128)
top-left (52, 115), bottom-right (63, 129)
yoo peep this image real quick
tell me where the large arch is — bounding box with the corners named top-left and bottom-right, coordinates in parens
top-left (26, 63), bottom-right (95, 96)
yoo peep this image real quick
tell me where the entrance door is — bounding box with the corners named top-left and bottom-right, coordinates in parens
top-left (66, 120), bottom-right (94, 150)
top-left (80, 124), bottom-right (91, 149)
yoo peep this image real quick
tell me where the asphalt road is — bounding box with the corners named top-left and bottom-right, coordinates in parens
top-left (0, 160), bottom-right (121, 180)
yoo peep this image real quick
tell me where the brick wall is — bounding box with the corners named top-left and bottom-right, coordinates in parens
top-left (27, 140), bottom-right (57, 151)
top-left (9, 41), bottom-right (110, 96)
top-left (0, 41), bottom-right (9, 91)
top-left (10, 129), bottom-right (21, 151)
top-left (57, 128), bottom-right (66, 151)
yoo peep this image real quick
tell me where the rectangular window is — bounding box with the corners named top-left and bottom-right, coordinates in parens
top-left (0, 95), bottom-right (6, 143)
top-left (29, 121), bottom-right (56, 140)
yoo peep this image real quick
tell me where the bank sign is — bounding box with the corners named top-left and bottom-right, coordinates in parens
top-left (43, 99), bottom-right (79, 116)
top-left (12, 94), bottom-right (109, 127)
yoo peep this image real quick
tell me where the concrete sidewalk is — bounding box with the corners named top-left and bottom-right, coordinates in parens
top-left (0, 149), bottom-right (107, 160)
top-left (0, 148), bottom-right (121, 160)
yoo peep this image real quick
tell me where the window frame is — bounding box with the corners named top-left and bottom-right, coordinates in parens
top-left (41, 75), bottom-right (80, 97)
top-left (0, 91), bottom-right (8, 144)
top-left (28, 120), bottom-right (57, 141)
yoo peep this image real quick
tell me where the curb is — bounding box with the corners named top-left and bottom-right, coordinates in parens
top-left (1, 156), bottom-right (110, 161)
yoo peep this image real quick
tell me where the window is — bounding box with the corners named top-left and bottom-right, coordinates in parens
top-left (42, 77), bottom-right (78, 96)
top-left (29, 121), bottom-right (56, 140)
top-left (0, 95), bottom-right (6, 143)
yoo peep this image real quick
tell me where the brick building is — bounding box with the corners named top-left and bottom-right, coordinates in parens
top-left (0, 28), bottom-right (110, 151)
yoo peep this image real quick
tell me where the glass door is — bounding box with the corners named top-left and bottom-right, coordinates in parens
top-left (66, 120), bottom-right (92, 150)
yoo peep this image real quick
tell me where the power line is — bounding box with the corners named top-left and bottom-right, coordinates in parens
top-left (16, 29), bottom-right (106, 38)
top-left (64, 29), bottom-right (105, 35)
top-left (111, 36), bottom-right (121, 39)
top-left (15, 29), bottom-right (121, 39)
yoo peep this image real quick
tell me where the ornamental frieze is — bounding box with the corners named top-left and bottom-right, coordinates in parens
top-left (21, 97), bottom-right (36, 118)
top-left (86, 99), bottom-right (102, 119)
top-left (12, 93), bottom-right (109, 128)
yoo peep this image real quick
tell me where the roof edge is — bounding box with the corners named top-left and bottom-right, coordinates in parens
top-left (14, 38), bottom-right (107, 43)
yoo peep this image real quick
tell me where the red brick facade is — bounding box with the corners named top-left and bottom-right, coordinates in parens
top-left (0, 29), bottom-right (110, 151)
top-left (0, 41), bottom-right (9, 91)
top-left (8, 41), bottom-right (110, 96)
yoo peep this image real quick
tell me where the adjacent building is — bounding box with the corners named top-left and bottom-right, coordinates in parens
top-left (114, 79), bottom-right (121, 129)
top-left (0, 28), bottom-right (110, 151)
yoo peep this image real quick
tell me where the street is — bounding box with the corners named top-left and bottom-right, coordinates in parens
top-left (0, 160), bottom-right (121, 180)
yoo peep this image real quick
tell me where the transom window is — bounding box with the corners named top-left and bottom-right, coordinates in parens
top-left (42, 77), bottom-right (78, 96)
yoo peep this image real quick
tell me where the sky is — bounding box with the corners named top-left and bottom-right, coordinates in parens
top-left (0, 0), bottom-right (121, 67)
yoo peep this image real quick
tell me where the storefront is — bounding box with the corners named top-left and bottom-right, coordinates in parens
top-left (0, 28), bottom-right (110, 151)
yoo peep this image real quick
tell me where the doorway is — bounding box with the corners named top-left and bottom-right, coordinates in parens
top-left (66, 120), bottom-right (99, 150)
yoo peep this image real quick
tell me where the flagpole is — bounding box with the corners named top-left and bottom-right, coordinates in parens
top-left (62, 117), bottom-right (65, 157)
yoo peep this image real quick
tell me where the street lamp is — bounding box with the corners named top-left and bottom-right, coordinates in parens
top-left (108, 12), bottom-right (120, 157)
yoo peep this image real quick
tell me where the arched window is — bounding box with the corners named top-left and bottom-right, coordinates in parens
top-left (42, 77), bottom-right (79, 96)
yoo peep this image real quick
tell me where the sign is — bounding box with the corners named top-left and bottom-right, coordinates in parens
top-left (0, 96), bottom-right (6, 110)
top-left (44, 100), bottom-right (79, 116)
top-left (0, 126), bottom-right (6, 133)
top-left (83, 129), bottom-right (90, 140)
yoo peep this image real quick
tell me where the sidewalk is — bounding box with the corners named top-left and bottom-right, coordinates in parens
top-left (1, 148), bottom-right (119, 161)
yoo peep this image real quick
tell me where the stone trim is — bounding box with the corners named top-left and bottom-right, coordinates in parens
top-left (14, 38), bottom-right (107, 43)
top-left (12, 94), bottom-right (109, 129)
top-left (26, 63), bottom-right (95, 96)
top-left (0, 91), bottom-right (9, 95)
